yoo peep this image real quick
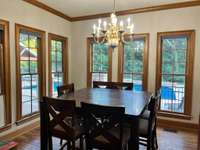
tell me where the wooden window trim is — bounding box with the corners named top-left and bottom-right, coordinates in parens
top-left (156, 30), bottom-right (195, 119)
top-left (0, 19), bottom-right (11, 132)
top-left (87, 38), bottom-right (112, 87)
top-left (15, 23), bottom-right (46, 122)
top-left (48, 33), bottom-right (68, 96)
top-left (118, 33), bottom-right (149, 91)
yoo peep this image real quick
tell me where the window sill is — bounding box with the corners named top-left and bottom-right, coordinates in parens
top-left (0, 124), bottom-right (11, 133)
top-left (158, 111), bottom-right (192, 120)
top-left (16, 113), bottom-right (40, 126)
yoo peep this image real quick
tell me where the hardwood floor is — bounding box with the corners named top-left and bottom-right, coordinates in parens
top-left (13, 127), bottom-right (198, 150)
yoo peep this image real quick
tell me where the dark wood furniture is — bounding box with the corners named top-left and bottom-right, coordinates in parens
top-left (93, 81), bottom-right (133, 90)
top-left (59, 88), bottom-right (151, 150)
top-left (57, 83), bottom-right (74, 97)
top-left (139, 94), bottom-right (159, 150)
top-left (81, 102), bottom-right (128, 150)
top-left (40, 97), bottom-right (85, 150)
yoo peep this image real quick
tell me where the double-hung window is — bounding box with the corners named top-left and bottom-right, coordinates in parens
top-left (156, 30), bottom-right (195, 118)
top-left (118, 34), bottom-right (149, 91)
top-left (48, 33), bottom-right (68, 96)
top-left (87, 38), bottom-right (112, 87)
top-left (16, 24), bottom-right (46, 121)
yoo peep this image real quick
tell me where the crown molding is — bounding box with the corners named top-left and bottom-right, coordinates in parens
top-left (71, 0), bottom-right (200, 21)
top-left (23, 0), bottom-right (72, 21)
top-left (23, 0), bottom-right (200, 22)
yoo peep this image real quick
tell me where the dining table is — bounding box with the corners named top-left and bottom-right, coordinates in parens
top-left (59, 88), bottom-right (151, 150)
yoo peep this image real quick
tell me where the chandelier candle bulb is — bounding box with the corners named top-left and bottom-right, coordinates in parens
top-left (120, 21), bottom-right (124, 31)
top-left (93, 24), bottom-right (96, 34)
top-left (98, 19), bottom-right (102, 27)
top-left (103, 21), bottom-right (107, 30)
top-left (127, 17), bottom-right (131, 26)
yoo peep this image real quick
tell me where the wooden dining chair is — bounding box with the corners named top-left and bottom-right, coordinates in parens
top-left (138, 92), bottom-right (160, 150)
top-left (42, 97), bottom-right (85, 150)
top-left (93, 81), bottom-right (133, 90)
top-left (57, 83), bottom-right (74, 97)
top-left (81, 102), bottom-right (130, 150)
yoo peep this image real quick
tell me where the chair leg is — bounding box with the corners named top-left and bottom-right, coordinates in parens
top-left (155, 131), bottom-right (158, 149)
top-left (72, 141), bottom-right (76, 150)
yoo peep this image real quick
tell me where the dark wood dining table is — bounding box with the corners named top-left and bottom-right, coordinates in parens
top-left (59, 88), bottom-right (151, 150)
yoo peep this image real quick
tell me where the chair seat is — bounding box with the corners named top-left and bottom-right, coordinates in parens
top-left (88, 126), bottom-right (130, 149)
top-left (52, 116), bottom-right (85, 140)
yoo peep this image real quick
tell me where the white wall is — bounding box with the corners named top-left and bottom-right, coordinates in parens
top-left (0, 0), bottom-right (71, 136)
top-left (71, 6), bottom-right (200, 124)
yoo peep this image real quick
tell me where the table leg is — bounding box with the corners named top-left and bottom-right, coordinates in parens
top-left (128, 117), bottom-right (139, 150)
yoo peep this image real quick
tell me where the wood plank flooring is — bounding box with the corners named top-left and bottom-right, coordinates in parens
top-left (13, 127), bottom-right (198, 150)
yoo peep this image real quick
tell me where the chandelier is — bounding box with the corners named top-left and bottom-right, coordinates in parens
top-left (92, 0), bottom-right (135, 49)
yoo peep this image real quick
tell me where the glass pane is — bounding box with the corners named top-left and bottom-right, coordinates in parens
top-left (92, 43), bottom-right (109, 72)
top-left (29, 35), bottom-right (37, 48)
top-left (123, 39), bottom-right (144, 77)
top-left (30, 48), bottom-right (38, 59)
top-left (57, 51), bottom-right (62, 62)
top-left (51, 61), bottom-right (56, 72)
top-left (123, 73), bottom-right (132, 83)
top-left (21, 75), bottom-right (31, 116)
top-left (175, 50), bottom-right (186, 63)
top-left (20, 61), bottom-right (29, 74)
top-left (160, 75), bottom-right (173, 111)
top-left (172, 76), bottom-right (185, 113)
top-left (32, 100), bottom-right (39, 113)
top-left (174, 63), bottom-right (186, 74)
top-left (32, 75), bottom-right (39, 99)
top-left (51, 40), bottom-right (56, 51)
top-left (30, 61), bottom-right (37, 73)
top-left (51, 51), bottom-right (56, 62)
top-left (162, 62), bottom-right (173, 74)
top-left (132, 74), bottom-right (142, 91)
top-left (20, 33), bottom-right (28, 47)
top-left (56, 41), bottom-right (62, 51)
top-left (57, 61), bottom-right (62, 72)
top-left (52, 73), bottom-right (63, 96)
top-left (162, 50), bottom-right (173, 63)
top-left (22, 101), bottom-right (31, 116)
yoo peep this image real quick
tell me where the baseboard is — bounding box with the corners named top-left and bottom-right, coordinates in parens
top-left (158, 118), bottom-right (199, 133)
top-left (0, 120), bottom-right (40, 140)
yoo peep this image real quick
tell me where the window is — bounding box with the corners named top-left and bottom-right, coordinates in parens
top-left (156, 30), bottom-right (195, 119)
top-left (15, 24), bottom-right (46, 121)
top-left (48, 33), bottom-right (68, 96)
top-left (87, 38), bottom-right (112, 87)
top-left (0, 19), bottom-right (11, 131)
top-left (118, 34), bottom-right (149, 91)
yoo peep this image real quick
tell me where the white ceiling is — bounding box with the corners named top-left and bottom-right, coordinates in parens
top-left (40, 0), bottom-right (193, 17)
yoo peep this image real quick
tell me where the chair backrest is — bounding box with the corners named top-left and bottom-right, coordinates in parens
top-left (42, 96), bottom-right (76, 138)
top-left (93, 81), bottom-right (133, 90)
top-left (81, 102), bottom-right (125, 146)
top-left (57, 83), bottom-right (74, 97)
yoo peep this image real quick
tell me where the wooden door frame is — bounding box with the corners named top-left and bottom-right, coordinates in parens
top-left (0, 19), bottom-right (11, 132)
top-left (48, 33), bottom-right (68, 96)
top-left (15, 23), bottom-right (46, 122)
top-left (87, 38), bottom-right (112, 87)
top-left (118, 33), bottom-right (149, 91)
